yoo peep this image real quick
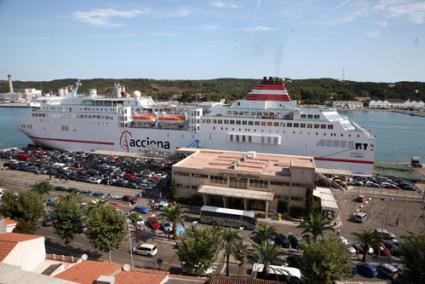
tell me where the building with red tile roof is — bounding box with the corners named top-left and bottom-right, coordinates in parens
top-left (0, 217), bottom-right (18, 233)
top-left (0, 232), bottom-right (45, 271)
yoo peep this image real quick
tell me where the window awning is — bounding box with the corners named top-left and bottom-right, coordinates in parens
top-left (313, 187), bottom-right (339, 211)
top-left (198, 185), bottom-right (274, 201)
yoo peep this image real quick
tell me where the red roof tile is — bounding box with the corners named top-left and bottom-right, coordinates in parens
top-left (0, 232), bottom-right (42, 261)
top-left (55, 260), bottom-right (121, 284)
top-left (115, 269), bottom-right (169, 284)
top-left (3, 218), bottom-right (18, 226)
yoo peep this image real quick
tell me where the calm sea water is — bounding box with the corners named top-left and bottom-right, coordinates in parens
top-left (0, 107), bottom-right (423, 162)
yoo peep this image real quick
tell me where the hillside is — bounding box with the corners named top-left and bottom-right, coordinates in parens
top-left (1, 78), bottom-right (424, 104)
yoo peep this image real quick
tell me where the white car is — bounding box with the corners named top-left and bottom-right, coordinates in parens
top-left (132, 243), bottom-right (158, 256)
top-left (339, 236), bottom-right (349, 245)
top-left (162, 222), bottom-right (173, 233)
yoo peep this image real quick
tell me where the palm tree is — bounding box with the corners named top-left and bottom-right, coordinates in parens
top-left (250, 242), bottom-right (285, 277)
top-left (220, 228), bottom-right (242, 276)
top-left (160, 203), bottom-right (188, 240)
top-left (353, 229), bottom-right (380, 262)
top-left (299, 212), bottom-right (334, 243)
top-left (254, 224), bottom-right (277, 244)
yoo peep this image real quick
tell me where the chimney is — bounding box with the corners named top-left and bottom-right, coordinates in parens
top-left (8, 74), bottom-right (14, 93)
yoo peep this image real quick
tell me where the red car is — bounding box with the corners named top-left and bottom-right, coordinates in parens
top-left (355, 195), bottom-right (367, 203)
top-left (147, 216), bottom-right (161, 230)
top-left (122, 195), bottom-right (138, 204)
top-left (108, 201), bottom-right (121, 209)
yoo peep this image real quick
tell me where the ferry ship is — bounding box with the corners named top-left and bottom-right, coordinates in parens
top-left (19, 77), bottom-right (376, 174)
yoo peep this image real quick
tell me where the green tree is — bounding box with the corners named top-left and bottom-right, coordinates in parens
top-left (52, 194), bottom-right (84, 245)
top-left (220, 228), bottom-right (242, 276)
top-left (170, 181), bottom-right (177, 200)
top-left (0, 191), bottom-right (44, 233)
top-left (400, 231), bottom-right (425, 283)
top-left (160, 203), bottom-right (188, 240)
top-left (250, 242), bottom-right (285, 277)
top-left (303, 187), bottom-right (314, 217)
top-left (85, 204), bottom-right (126, 263)
top-left (299, 212), bottom-right (334, 243)
top-left (253, 224), bottom-right (277, 244)
top-left (31, 181), bottom-right (53, 195)
top-left (301, 235), bottom-right (351, 284)
top-left (352, 229), bottom-right (380, 262)
top-left (177, 225), bottom-right (221, 276)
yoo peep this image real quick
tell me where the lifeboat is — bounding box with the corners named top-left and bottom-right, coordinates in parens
top-left (158, 114), bottom-right (186, 122)
top-left (132, 113), bottom-right (157, 121)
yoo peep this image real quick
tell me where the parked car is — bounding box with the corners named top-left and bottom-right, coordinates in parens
top-left (274, 233), bottom-right (291, 248)
top-left (353, 241), bottom-right (374, 255)
top-left (147, 216), bottom-right (161, 230)
top-left (375, 228), bottom-right (397, 242)
top-left (377, 263), bottom-right (399, 279)
top-left (355, 195), bottom-right (367, 203)
top-left (122, 195), bottom-right (138, 204)
top-left (383, 240), bottom-right (401, 256)
top-left (161, 222), bottom-right (173, 233)
top-left (132, 243), bottom-right (158, 256)
top-left (356, 263), bottom-right (378, 278)
top-left (288, 233), bottom-right (301, 249)
top-left (132, 205), bottom-right (150, 214)
top-left (353, 211), bottom-right (368, 223)
top-left (108, 201), bottom-right (121, 209)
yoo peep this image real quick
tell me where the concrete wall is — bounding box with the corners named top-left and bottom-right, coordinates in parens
top-left (3, 237), bottom-right (46, 271)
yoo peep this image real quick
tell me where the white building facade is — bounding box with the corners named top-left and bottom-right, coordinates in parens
top-left (332, 101), bottom-right (363, 109)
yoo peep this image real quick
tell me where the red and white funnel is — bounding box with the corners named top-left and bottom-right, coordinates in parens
top-left (245, 76), bottom-right (291, 101)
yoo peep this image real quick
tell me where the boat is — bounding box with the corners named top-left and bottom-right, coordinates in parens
top-left (18, 77), bottom-right (376, 174)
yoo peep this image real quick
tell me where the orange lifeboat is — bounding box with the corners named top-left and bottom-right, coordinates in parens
top-left (158, 114), bottom-right (186, 122)
top-left (132, 113), bottom-right (157, 121)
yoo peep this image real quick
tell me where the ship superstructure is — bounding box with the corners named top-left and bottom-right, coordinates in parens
top-left (19, 77), bottom-right (376, 174)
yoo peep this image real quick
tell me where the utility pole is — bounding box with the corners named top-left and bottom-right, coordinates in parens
top-left (127, 221), bottom-right (134, 269)
top-left (378, 198), bottom-right (389, 263)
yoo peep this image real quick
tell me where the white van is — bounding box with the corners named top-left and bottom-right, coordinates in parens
top-left (252, 263), bottom-right (302, 281)
top-left (132, 243), bottom-right (158, 256)
top-left (353, 212), bottom-right (368, 223)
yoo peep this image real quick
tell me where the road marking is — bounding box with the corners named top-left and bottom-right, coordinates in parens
top-left (162, 253), bottom-right (177, 271)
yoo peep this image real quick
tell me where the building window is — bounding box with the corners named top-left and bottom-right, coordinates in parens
top-left (210, 175), bottom-right (226, 185)
top-left (250, 179), bottom-right (268, 188)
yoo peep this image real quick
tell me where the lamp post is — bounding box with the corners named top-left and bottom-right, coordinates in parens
top-left (378, 198), bottom-right (390, 263)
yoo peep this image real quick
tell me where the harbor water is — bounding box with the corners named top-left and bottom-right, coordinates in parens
top-left (0, 107), bottom-right (424, 162)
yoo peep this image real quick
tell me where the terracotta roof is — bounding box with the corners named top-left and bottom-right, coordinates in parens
top-left (209, 276), bottom-right (283, 284)
top-left (115, 269), bottom-right (169, 284)
top-left (0, 232), bottom-right (42, 262)
top-left (3, 218), bottom-right (17, 226)
top-left (55, 260), bottom-right (121, 284)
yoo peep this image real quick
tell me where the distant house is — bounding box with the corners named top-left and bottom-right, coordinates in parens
top-left (0, 218), bottom-right (18, 233)
top-left (355, 96), bottom-right (371, 102)
top-left (369, 99), bottom-right (424, 109)
top-left (332, 100), bottom-right (363, 109)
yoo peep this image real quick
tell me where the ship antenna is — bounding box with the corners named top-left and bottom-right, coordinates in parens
top-left (73, 80), bottom-right (81, 97)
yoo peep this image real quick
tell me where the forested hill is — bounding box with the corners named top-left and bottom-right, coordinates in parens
top-left (1, 77), bottom-right (424, 104)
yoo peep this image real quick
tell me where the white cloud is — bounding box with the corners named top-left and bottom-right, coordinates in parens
top-left (365, 30), bottom-right (383, 38)
top-left (210, 1), bottom-right (240, 9)
top-left (71, 8), bottom-right (148, 27)
top-left (374, 0), bottom-right (425, 24)
top-left (155, 7), bottom-right (193, 18)
top-left (377, 20), bottom-right (388, 27)
top-left (334, 0), bottom-right (352, 10)
top-left (241, 25), bottom-right (277, 32)
top-left (197, 23), bottom-right (220, 31)
top-left (151, 32), bottom-right (179, 37)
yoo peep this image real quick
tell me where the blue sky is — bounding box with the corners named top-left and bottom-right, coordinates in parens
top-left (0, 0), bottom-right (424, 82)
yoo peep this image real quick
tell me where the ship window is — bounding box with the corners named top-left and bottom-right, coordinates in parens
top-left (293, 123), bottom-right (299, 128)
top-left (274, 137), bottom-right (278, 144)
top-left (301, 114), bottom-right (306, 119)
top-left (340, 141), bottom-right (347, 148)
top-left (248, 121), bottom-right (253, 125)
top-left (333, 140), bottom-right (339, 147)
top-left (261, 137), bottom-right (264, 143)
top-left (267, 137), bottom-right (271, 144)
top-left (327, 125), bottom-right (333, 129)
top-left (319, 140), bottom-right (325, 146)
top-left (218, 120), bottom-right (222, 124)
top-left (274, 122), bottom-right (279, 127)
top-left (267, 122), bottom-right (272, 126)
top-left (307, 124), bottom-right (312, 128)
top-left (348, 141), bottom-right (354, 148)
top-left (321, 124), bottom-right (326, 129)
top-left (314, 115), bottom-right (320, 119)
top-left (242, 135), bottom-right (246, 142)
top-left (287, 123), bottom-right (292, 127)
top-left (224, 120), bottom-right (228, 124)
top-left (248, 136), bottom-right (252, 143)
top-left (235, 120), bottom-right (240, 125)
top-left (230, 120), bottom-right (235, 124)
top-left (236, 135), bottom-right (240, 142)
top-left (280, 122), bottom-right (285, 127)
top-left (307, 114), bottom-right (313, 119)
top-left (242, 121), bottom-right (247, 125)
top-left (300, 123), bottom-right (306, 128)
top-left (230, 134), bottom-right (233, 142)
top-left (254, 121), bottom-right (260, 126)
top-left (213, 119), bottom-right (217, 124)
top-left (206, 119), bottom-right (211, 123)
